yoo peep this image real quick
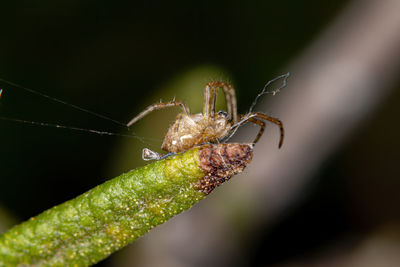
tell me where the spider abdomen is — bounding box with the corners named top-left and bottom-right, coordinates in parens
top-left (161, 113), bottom-right (231, 153)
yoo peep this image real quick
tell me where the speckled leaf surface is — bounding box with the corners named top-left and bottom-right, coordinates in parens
top-left (0, 144), bottom-right (252, 266)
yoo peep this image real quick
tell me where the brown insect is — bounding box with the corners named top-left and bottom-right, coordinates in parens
top-left (128, 75), bottom-right (288, 160)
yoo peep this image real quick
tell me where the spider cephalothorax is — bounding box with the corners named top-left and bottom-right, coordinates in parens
top-left (161, 111), bottom-right (231, 153)
top-left (127, 81), bottom-right (284, 159)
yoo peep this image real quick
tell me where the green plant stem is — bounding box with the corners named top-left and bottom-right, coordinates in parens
top-left (0, 143), bottom-right (252, 266)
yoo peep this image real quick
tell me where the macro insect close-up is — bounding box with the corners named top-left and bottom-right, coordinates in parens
top-left (2, 1), bottom-right (400, 266)
top-left (0, 74), bottom-right (288, 161)
top-left (0, 73), bottom-right (289, 266)
top-left (128, 77), bottom-right (287, 160)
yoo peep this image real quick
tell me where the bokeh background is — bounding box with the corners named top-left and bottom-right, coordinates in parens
top-left (1, 0), bottom-right (400, 266)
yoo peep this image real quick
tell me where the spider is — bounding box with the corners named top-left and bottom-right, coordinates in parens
top-left (127, 78), bottom-right (286, 160)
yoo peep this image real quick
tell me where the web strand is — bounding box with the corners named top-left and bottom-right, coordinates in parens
top-left (248, 72), bottom-right (290, 113)
top-left (0, 78), bottom-right (128, 128)
top-left (0, 116), bottom-right (146, 141)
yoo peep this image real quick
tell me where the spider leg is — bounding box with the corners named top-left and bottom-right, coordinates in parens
top-left (233, 112), bottom-right (284, 148)
top-left (203, 82), bottom-right (238, 122)
top-left (127, 101), bottom-right (190, 127)
top-left (243, 116), bottom-right (266, 144)
top-left (221, 83), bottom-right (238, 123)
top-left (203, 83), bottom-right (218, 118)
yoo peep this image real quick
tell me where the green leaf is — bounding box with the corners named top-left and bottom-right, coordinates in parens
top-left (0, 143), bottom-right (252, 266)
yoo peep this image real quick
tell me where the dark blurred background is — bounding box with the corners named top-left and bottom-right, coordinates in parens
top-left (1, 0), bottom-right (400, 266)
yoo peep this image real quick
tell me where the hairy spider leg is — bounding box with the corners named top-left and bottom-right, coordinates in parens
top-left (241, 116), bottom-right (266, 144)
top-left (232, 112), bottom-right (284, 148)
top-left (203, 82), bottom-right (238, 123)
top-left (220, 82), bottom-right (238, 123)
top-left (127, 101), bottom-right (190, 127)
top-left (203, 83), bottom-right (218, 118)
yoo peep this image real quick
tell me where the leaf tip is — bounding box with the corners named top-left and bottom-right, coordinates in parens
top-left (195, 143), bottom-right (253, 194)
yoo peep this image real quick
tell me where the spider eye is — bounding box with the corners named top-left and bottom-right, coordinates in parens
top-left (217, 111), bottom-right (229, 119)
